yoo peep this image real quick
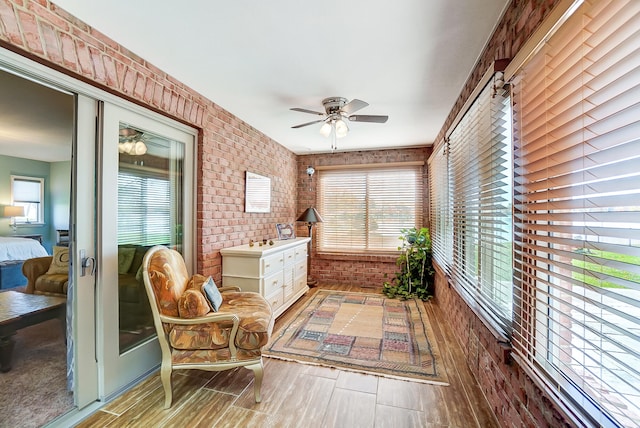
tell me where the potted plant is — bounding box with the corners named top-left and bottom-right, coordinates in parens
top-left (383, 227), bottom-right (434, 300)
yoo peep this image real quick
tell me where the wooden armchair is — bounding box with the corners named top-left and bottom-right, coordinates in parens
top-left (141, 245), bottom-right (274, 409)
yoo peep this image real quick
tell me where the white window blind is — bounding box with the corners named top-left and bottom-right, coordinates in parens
top-left (428, 142), bottom-right (453, 273)
top-left (511, 1), bottom-right (640, 426)
top-left (11, 175), bottom-right (44, 224)
top-left (317, 165), bottom-right (423, 252)
top-left (449, 80), bottom-right (513, 335)
top-left (118, 168), bottom-right (172, 246)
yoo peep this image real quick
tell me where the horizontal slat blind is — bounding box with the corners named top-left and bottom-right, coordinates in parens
top-left (449, 80), bottom-right (513, 335)
top-left (428, 141), bottom-right (453, 272)
top-left (118, 167), bottom-right (172, 246)
top-left (318, 165), bottom-right (423, 252)
top-left (511, 1), bottom-right (640, 426)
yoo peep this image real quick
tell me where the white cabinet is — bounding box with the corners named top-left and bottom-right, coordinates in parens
top-left (220, 237), bottom-right (310, 318)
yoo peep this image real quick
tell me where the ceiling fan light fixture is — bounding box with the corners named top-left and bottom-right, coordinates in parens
top-left (335, 118), bottom-right (349, 138)
top-left (319, 122), bottom-right (332, 138)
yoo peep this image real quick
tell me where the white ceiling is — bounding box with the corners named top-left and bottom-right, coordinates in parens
top-left (2, 1), bottom-right (510, 157)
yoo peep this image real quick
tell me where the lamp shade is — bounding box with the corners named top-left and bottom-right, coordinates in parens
top-left (4, 205), bottom-right (24, 217)
top-left (296, 207), bottom-right (323, 223)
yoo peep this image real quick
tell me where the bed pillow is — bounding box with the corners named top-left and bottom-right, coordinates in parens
top-left (202, 276), bottom-right (223, 312)
top-left (46, 246), bottom-right (70, 275)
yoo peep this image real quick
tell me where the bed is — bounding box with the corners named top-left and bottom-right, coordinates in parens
top-left (0, 236), bottom-right (49, 289)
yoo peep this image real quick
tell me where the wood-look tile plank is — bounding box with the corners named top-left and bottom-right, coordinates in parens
top-left (210, 406), bottom-right (280, 428)
top-left (322, 387), bottom-right (377, 428)
top-left (241, 372), bottom-right (335, 428)
top-left (106, 372), bottom-right (210, 427)
top-left (202, 366), bottom-right (254, 396)
top-left (161, 388), bottom-right (237, 428)
top-left (100, 372), bottom-right (163, 415)
top-left (375, 403), bottom-right (427, 428)
top-left (74, 410), bottom-right (119, 428)
top-left (335, 371), bottom-right (378, 394)
top-left (376, 377), bottom-right (429, 411)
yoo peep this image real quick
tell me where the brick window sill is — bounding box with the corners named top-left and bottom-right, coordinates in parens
top-left (316, 252), bottom-right (398, 263)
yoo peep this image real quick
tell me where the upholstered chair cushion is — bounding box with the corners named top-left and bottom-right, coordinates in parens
top-left (169, 291), bottom-right (273, 352)
top-left (35, 273), bottom-right (69, 294)
top-left (178, 289), bottom-right (211, 318)
top-left (146, 248), bottom-right (191, 317)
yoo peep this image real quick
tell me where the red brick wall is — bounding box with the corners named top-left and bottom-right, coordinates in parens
top-left (0, 0), bottom-right (297, 282)
top-left (431, 0), bottom-right (578, 427)
top-left (297, 147), bottom-right (431, 288)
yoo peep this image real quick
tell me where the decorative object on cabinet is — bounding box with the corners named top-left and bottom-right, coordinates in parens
top-left (141, 245), bottom-right (274, 409)
top-left (276, 223), bottom-right (295, 240)
top-left (296, 207), bottom-right (324, 287)
top-left (3, 206), bottom-right (25, 232)
top-left (245, 171), bottom-right (271, 213)
top-left (221, 237), bottom-right (310, 318)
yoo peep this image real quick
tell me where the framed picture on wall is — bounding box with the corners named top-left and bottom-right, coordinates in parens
top-left (276, 223), bottom-right (295, 240)
top-left (245, 171), bottom-right (271, 213)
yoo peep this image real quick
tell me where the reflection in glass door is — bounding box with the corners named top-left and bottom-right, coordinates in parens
top-left (117, 124), bottom-right (185, 352)
top-left (100, 102), bottom-right (194, 399)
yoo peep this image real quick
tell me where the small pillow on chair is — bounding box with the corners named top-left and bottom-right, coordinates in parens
top-left (202, 276), bottom-right (223, 312)
top-left (177, 289), bottom-right (210, 318)
top-left (47, 246), bottom-right (70, 275)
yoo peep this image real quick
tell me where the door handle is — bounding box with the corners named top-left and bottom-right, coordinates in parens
top-left (79, 249), bottom-right (96, 277)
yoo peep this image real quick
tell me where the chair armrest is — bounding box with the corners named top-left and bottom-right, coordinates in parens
top-left (159, 312), bottom-right (240, 326)
top-left (22, 256), bottom-right (54, 294)
top-left (218, 286), bottom-right (241, 292)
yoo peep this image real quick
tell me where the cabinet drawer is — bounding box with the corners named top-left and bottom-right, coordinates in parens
top-left (294, 259), bottom-right (306, 278)
top-left (266, 289), bottom-right (284, 312)
top-left (262, 253), bottom-right (284, 276)
top-left (263, 271), bottom-right (284, 296)
top-left (283, 248), bottom-right (296, 266)
top-left (294, 274), bottom-right (307, 293)
top-left (295, 244), bottom-right (308, 261)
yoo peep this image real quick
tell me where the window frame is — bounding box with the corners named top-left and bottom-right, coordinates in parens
top-left (316, 162), bottom-right (424, 254)
top-left (10, 175), bottom-right (45, 225)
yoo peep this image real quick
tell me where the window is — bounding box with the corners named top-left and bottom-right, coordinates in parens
top-left (317, 164), bottom-right (424, 252)
top-left (11, 175), bottom-right (44, 224)
top-left (511, 1), bottom-right (640, 426)
top-left (446, 78), bottom-right (513, 336)
top-left (428, 141), bottom-right (453, 273)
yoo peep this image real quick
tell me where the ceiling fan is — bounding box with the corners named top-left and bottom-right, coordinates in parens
top-left (291, 97), bottom-right (388, 150)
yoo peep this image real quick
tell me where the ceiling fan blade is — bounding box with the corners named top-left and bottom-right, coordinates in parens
top-left (291, 119), bottom-right (325, 129)
top-left (348, 114), bottom-right (389, 123)
top-left (290, 107), bottom-right (324, 116)
top-left (342, 99), bottom-right (369, 114)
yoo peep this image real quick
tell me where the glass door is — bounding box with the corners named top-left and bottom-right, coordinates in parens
top-left (99, 102), bottom-right (194, 398)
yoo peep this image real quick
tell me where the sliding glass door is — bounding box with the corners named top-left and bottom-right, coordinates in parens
top-left (99, 102), bottom-right (195, 398)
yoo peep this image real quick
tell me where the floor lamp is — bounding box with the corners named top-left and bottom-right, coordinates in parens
top-left (297, 207), bottom-right (323, 287)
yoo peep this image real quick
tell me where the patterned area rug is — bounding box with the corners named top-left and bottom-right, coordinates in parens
top-left (265, 290), bottom-right (449, 385)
